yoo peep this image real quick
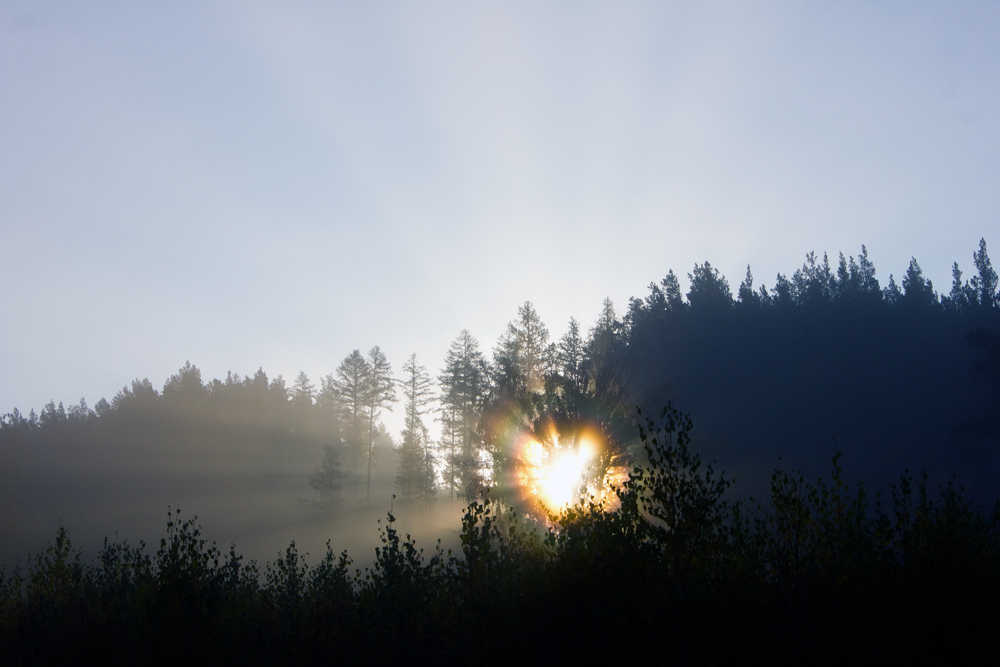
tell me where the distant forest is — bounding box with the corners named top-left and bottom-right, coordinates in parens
top-left (3, 240), bottom-right (1000, 663)
top-left (3, 240), bottom-right (1000, 510)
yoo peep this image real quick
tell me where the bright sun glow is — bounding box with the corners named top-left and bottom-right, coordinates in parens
top-left (510, 427), bottom-right (622, 517)
top-left (537, 441), bottom-right (595, 510)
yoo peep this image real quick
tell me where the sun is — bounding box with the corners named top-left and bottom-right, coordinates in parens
top-left (536, 439), bottom-right (595, 510)
top-left (508, 424), bottom-right (625, 517)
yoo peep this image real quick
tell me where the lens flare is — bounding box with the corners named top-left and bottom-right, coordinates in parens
top-left (507, 425), bottom-right (624, 518)
top-left (537, 443), bottom-right (594, 510)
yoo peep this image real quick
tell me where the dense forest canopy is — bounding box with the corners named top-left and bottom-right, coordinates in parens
top-left (3, 237), bottom-right (1000, 662)
top-left (3, 239), bottom-right (999, 519)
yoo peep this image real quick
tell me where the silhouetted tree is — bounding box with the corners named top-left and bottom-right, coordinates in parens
top-left (661, 270), bottom-right (686, 313)
top-left (858, 244), bottom-right (880, 297)
top-left (66, 398), bottom-right (93, 422)
top-left (38, 400), bottom-right (66, 427)
top-left (687, 262), bottom-right (732, 312)
top-left (111, 378), bottom-right (158, 412)
top-left (306, 445), bottom-right (345, 512)
top-left (557, 318), bottom-right (586, 390)
top-left (291, 371), bottom-right (315, 406)
top-left (792, 251), bottom-right (835, 305)
top-left (331, 350), bottom-right (370, 501)
top-left (94, 397), bottom-right (111, 417)
top-left (396, 354), bottom-right (436, 503)
top-left (583, 298), bottom-right (626, 399)
top-left (901, 257), bottom-right (936, 310)
top-left (971, 238), bottom-right (998, 309)
top-left (737, 265), bottom-right (762, 309)
top-left (946, 262), bottom-right (970, 312)
top-left (439, 330), bottom-right (489, 501)
top-left (494, 301), bottom-right (554, 394)
top-left (771, 273), bottom-right (794, 309)
top-left (883, 274), bottom-right (902, 306)
top-left (364, 346), bottom-right (396, 503)
top-left (162, 361), bottom-right (206, 408)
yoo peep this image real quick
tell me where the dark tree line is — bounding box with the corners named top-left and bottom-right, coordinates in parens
top-left (2, 407), bottom-right (998, 663)
top-left (4, 239), bottom-right (1000, 510)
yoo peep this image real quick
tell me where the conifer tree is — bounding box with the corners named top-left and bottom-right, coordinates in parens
top-left (737, 265), bottom-right (762, 308)
top-left (971, 238), bottom-right (998, 309)
top-left (771, 273), bottom-right (794, 309)
top-left (883, 274), bottom-right (902, 306)
top-left (439, 330), bottom-right (488, 501)
top-left (557, 318), bottom-right (586, 389)
top-left (858, 245), bottom-right (880, 297)
top-left (291, 371), bottom-right (315, 405)
top-left (396, 354), bottom-right (436, 503)
top-left (661, 270), bottom-right (686, 312)
top-left (495, 301), bottom-right (554, 394)
top-left (584, 298), bottom-right (625, 399)
top-left (306, 445), bottom-right (345, 512)
top-left (687, 262), bottom-right (732, 311)
top-left (331, 350), bottom-right (370, 502)
top-left (901, 257), bottom-right (936, 309)
top-left (364, 346), bottom-right (396, 503)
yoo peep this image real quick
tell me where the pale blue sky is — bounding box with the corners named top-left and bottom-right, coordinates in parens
top-left (2, 1), bottom-right (999, 435)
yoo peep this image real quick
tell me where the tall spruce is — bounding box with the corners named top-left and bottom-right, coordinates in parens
top-left (494, 301), bottom-right (554, 394)
top-left (364, 346), bottom-right (396, 503)
top-left (972, 238), bottom-right (998, 309)
top-left (330, 350), bottom-right (370, 502)
top-left (557, 317), bottom-right (586, 390)
top-left (439, 330), bottom-right (488, 502)
top-left (291, 371), bottom-right (315, 405)
top-left (396, 354), bottom-right (436, 503)
top-left (901, 257), bottom-right (936, 309)
top-left (687, 262), bottom-right (732, 311)
top-left (583, 298), bottom-right (625, 399)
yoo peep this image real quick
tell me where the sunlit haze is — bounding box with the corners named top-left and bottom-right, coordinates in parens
top-left (3, 1), bottom-right (999, 432)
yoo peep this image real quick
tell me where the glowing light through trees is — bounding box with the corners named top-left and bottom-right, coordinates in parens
top-left (508, 424), bottom-right (625, 517)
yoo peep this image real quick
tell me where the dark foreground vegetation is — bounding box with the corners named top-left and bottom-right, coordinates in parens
top-left (2, 406), bottom-right (998, 665)
top-left (3, 239), bottom-right (1000, 663)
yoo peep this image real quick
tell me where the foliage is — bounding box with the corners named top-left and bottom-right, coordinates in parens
top-left (3, 407), bottom-right (1000, 663)
top-left (304, 444), bottom-right (345, 512)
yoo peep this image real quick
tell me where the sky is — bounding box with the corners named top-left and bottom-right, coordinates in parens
top-left (2, 0), bottom-right (1000, 437)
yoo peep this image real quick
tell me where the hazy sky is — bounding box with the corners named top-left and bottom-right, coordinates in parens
top-left (3, 1), bottom-right (999, 435)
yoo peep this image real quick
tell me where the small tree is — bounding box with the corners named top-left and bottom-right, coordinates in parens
top-left (305, 445), bottom-right (345, 513)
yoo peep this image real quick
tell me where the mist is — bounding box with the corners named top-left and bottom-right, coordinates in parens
top-left (4, 2), bottom-right (1000, 661)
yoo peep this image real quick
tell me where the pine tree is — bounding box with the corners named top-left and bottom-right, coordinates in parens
top-left (583, 298), bottom-right (625, 399)
top-left (364, 346), bottom-right (396, 503)
top-left (396, 354), bottom-right (436, 503)
top-left (661, 270), bottom-right (686, 312)
top-left (306, 445), bottom-right (345, 513)
top-left (971, 238), bottom-right (998, 309)
top-left (291, 371), bottom-right (315, 405)
top-left (687, 262), bottom-right (732, 311)
top-left (495, 301), bottom-right (554, 394)
top-left (737, 265), bottom-right (762, 309)
top-left (439, 330), bottom-right (489, 502)
top-left (858, 245), bottom-right (880, 297)
top-left (791, 252), bottom-right (834, 305)
top-left (557, 318), bottom-right (586, 389)
top-left (331, 350), bottom-right (371, 502)
top-left (771, 273), bottom-right (794, 309)
top-left (438, 403), bottom-right (463, 503)
top-left (883, 274), bottom-right (902, 306)
top-left (901, 257), bottom-right (936, 309)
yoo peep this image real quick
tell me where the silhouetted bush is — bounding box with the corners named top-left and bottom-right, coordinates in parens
top-left (2, 407), bottom-right (999, 664)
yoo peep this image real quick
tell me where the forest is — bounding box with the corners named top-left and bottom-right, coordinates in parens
top-left (2, 239), bottom-right (1000, 662)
